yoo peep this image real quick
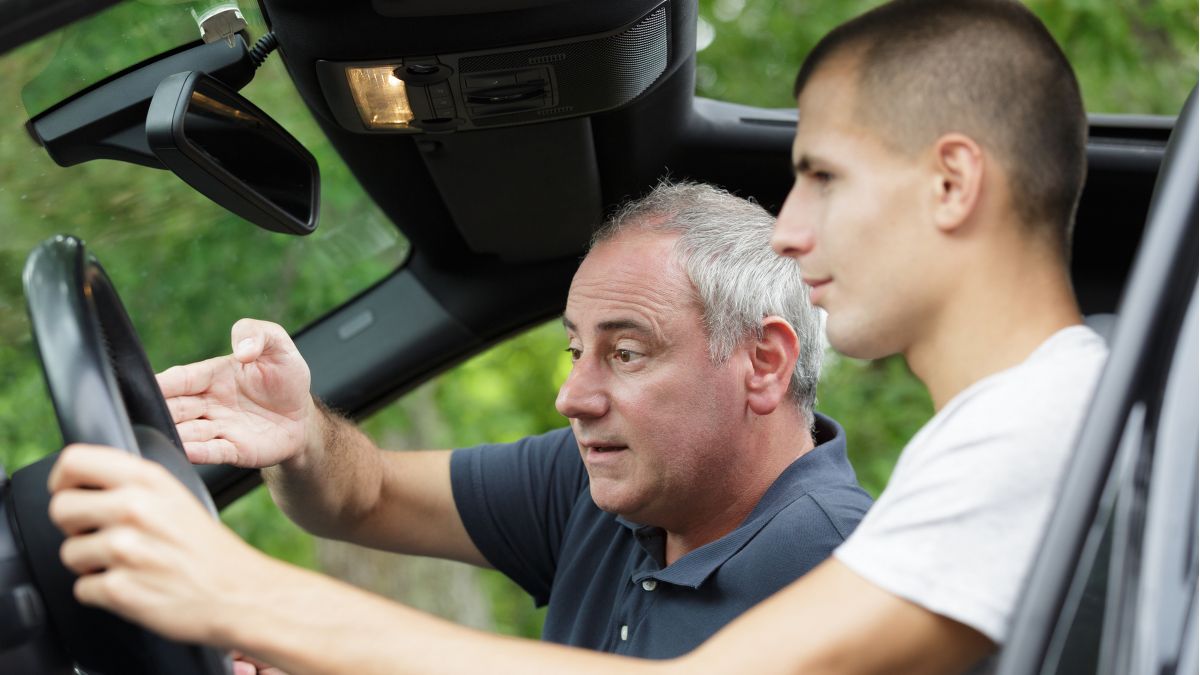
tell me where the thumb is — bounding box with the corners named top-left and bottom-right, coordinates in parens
top-left (230, 318), bottom-right (290, 364)
top-left (233, 336), bottom-right (260, 363)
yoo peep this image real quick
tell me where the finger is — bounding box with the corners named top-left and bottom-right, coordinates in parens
top-left (231, 318), bottom-right (293, 364)
top-left (60, 526), bottom-right (148, 575)
top-left (165, 395), bottom-right (209, 424)
top-left (49, 487), bottom-right (143, 536)
top-left (74, 567), bottom-right (127, 611)
top-left (48, 446), bottom-right (153, 493)
top-left (234, 661), bottom-right (258, 675)
top-left (176, 418), bottom-right (222, 444)
top-left (182, 438), bottom-right (241, 466)
top-left (157, 356), bottom-right (226, 398)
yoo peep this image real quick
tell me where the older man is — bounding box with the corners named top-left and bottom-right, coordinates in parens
top-left (49, 181), bottom-right (868, 662)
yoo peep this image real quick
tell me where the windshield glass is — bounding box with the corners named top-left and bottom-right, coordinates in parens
top-left (695, 0), bottom-right (1198, 115)
top-left (0, 2), bottom-right (408, 471)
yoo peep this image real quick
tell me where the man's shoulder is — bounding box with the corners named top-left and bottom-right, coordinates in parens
top-left (927, 325), bottom-right (1108, 443)
top-left (454, 425), bottom-right (578, 456)
top-left (450, 425), bottom-right (588, 502)
top-left (751, 416), bottom-right (873, 544)
top-left (780, 413), bottom-right (872, 511)
top-left (994, 324), bottom-right (1107, 396)
top-left (770, 483), bottom-right (872, 542)
top-left (519, 425), bottom-right (579, 452)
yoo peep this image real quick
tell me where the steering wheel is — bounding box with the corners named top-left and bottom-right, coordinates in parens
top-left (5, 235), bottom-right (232, 675)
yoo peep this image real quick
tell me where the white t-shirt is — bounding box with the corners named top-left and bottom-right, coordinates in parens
top-left (834, 325), bottom-right (1109, 646)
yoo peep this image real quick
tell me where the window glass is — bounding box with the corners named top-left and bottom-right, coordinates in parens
top-left (695, 0), bottom-right (1198, 115)
top-left (0, 2), bottom-right (408, 473)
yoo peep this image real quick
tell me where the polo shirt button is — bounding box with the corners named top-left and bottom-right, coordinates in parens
top-left (641, 579), bottom-right (658, 591)
top-left (620, 624), bottom-right (629, 641)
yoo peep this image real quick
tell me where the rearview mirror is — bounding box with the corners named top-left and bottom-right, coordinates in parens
top-left (146, 71), bottom-right (319, 235)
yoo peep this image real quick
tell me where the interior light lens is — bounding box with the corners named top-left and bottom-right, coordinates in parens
top-left (346, 66), bottom-right (414, 129)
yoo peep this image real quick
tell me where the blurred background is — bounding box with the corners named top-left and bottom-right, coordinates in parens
top-left (0, 0), bottom-right (1194, 639)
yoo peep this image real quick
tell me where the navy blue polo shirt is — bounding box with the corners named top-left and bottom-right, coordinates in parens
top-left (450, 413), bottom-right (871, 658)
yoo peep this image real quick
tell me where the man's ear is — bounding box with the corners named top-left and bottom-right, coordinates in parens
top-left (746, 316), bottom-right (800, 416)
top-left (930, 133), bottom-right (985, 233)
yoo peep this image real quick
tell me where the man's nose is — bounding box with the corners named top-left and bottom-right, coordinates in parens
top-left (771, 184), bottom-right (816, 259)
top-left (555, 358), bottom-right (608, 419)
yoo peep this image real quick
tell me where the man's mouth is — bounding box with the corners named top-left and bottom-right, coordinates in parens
top-left (579, 438), bottom-right (629, 455)
top-left (803, 276), bottom-right (832, 304)
top-left (585, 444), bottom-right (627, 453)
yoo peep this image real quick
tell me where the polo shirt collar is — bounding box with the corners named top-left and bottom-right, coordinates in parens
top-left (615, 413), bottom-right (850, 589)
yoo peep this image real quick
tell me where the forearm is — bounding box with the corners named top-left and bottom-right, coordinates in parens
top-left (221, 558), bottom-right (682, 675)
top-left (261, 397), bottom-right (386, 540)
top-left (685, 559), bottom-right (996, 675)
top-left (219, 557), bottom-right (949, 675)
top-left (261, 398), bottom-right (481, 563)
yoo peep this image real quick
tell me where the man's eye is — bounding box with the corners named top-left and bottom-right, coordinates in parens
top-left (565, 347), bottom-right (581, 361)
top-left (812, 170), bottom-right (833, 184)
top-left (614, 349), bottom-right (639, 363)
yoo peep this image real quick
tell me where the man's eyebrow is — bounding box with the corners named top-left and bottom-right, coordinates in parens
top-left (560, 316), bottom-right (653, 335)
top-left (792, 154), bottom-right (813, 176)
top-left (597, 319), bottom-right (653, 334)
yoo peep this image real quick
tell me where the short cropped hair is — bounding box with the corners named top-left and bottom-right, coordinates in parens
top-left (591, 180), bottom-right (822, 426)
top-left (795, 0), bottom-right (1087, 255)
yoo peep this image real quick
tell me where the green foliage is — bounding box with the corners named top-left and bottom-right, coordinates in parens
top-left (816, 355), bottom-right (932, 497)
top-left (430, 323), bottom-right (572, 447)
top-left (694, 0), bottom-right (880, 108)
top-left (1031, 0), bottom-right (1198, 114)
top-left (221, 485), bottom-right (318, 570)
top-left (479, 568), bottom-right (548, 638)
top-left (695, 0), bottom-right (1198, 115)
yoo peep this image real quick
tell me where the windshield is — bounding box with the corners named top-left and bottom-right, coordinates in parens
top-left (0, 2), bottom-right (408, 471)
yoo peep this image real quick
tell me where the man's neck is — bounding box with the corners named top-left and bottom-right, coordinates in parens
top-left (906, 243), bottom-right (1082, 411)
top-left (660, 414), bottom-right (815, 565)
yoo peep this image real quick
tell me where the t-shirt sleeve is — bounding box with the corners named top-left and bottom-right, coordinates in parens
top-left (834, 370), bottom-right (1098, 644)
top-left (450, 427), bottom-right (589, 605)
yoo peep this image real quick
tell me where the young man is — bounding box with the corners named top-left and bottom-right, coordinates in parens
top-left (47, 1), bottom-right (1108, 673)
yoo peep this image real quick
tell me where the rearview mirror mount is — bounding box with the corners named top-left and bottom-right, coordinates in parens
top-left (146, 70), bottom-right (319, 235)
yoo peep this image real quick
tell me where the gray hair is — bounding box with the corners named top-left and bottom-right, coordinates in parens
top-left (590, 180), bottom-right (822, 426)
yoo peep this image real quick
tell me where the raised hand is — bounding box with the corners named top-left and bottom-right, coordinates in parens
top-left (157, 318), bottom-right (318, 468)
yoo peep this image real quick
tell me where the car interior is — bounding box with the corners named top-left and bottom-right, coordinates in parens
top-left (0, 1), bottom-right (1194, 673)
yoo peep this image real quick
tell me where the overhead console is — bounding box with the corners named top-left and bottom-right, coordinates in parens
top-left (316, 2), bottom-right (669, 134)
top-left (258, 0), bottom-right (694, 263)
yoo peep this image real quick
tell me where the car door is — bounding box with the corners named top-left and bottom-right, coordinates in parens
top-left (997, 88), bottom-right (1198, 675)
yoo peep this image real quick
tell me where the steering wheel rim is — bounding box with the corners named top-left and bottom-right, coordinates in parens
top-left (9, 234), bottom-right (231, 675)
